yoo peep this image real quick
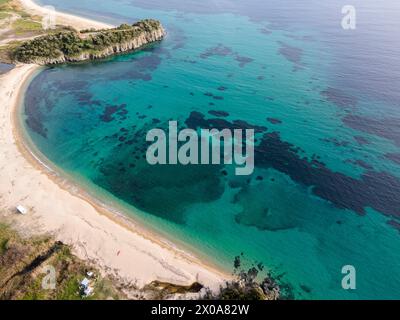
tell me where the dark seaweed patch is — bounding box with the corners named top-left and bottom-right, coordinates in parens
top-left (76, 92), bottom-right (93, 105)
top-left (53, 80), bottom-right (89, 91)
top-left (354, 136), bottom-right (369, 145)
top-left (108, 50), bottom-right (165, 82)
top-left (25, 118), bottom-right (48, 138)
top-left (343, 115), bottom-right (400, 146)
top-left (388, 219), bottom-right (400, 233)
top-left (235, 55), bottom-right (254, 68)
top-left (182, 58), bottom-right (197, 64)
top-left (183, 111), bottom-right (400, 220)
top-left (24, 72), bottom-right (50, 138)
top-left (166, 24), bottom-right (187, 50)
top-left (300, 285), bottom-right (312, 293)
top-left (344, 159), bottom-right (373, 170)
top-left (204, 92), bottom-right (224, 100)
top-left (94, 121), bottom-right (224, 223)
top-left (185, 111), bottom-right (267, 133)
top-left (200, 44), bottom-right (253, 67)
top-left (255, 131), bottom-right (400, 218)
top-left (110, 69), bottom-right (152, 81)
top-left (200, 44), bottom-right (233, 58)
top-left (385, 153), bottom-right (400, 165)
top-left (208, 110), bottom-right (230, 117)
top-left (233, 183), bottom-right (298, 231)
top-left (143, 45), bottom-right (171, 58)
top-left (99, 104), bottom-right (128, 123)
top-left (259, 27), bottom-right (272, 35)
top-left (321, 88), bottom-right (357, 109)
top-left (267, 117), bottom-right (282, 125)
top-left (320, 137), bottom-right (349, 147)
top-left (88, 99), bottom-right (102, 106)
top-left (135, 54), bottom-right (162, 71)
top-left (278, 42), bottom-right (303, 70)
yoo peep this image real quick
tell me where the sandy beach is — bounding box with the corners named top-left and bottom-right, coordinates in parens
top-left (18, 0), bottom-right (114, 30)
top-left (0, 2), bottom-right (226, 296)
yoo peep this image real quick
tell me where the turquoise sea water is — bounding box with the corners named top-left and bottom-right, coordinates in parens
top-left (22, 0), bottom-right (400, 299)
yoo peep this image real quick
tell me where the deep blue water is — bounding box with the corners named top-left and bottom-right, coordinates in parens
top-left (22, 0), bottom-right (400, 299)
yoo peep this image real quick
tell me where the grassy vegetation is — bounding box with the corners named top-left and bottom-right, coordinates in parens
top-left (0, 11), bottom-right (9, 19)
top-left (0, 0), bottom-right (19, 14)
top-left (0, 0), bottom-right (11, 20)
top-left (0, 223), bottom-right (124, 300)
top-left (13, 19), bottom-right (163, 63)
top-left (0, 41), bottom-right (19, 63)
top-left (0, 0), bottom-right (45, 46)
top-left (11, 18), bottom-right (42, 34)
top-left (0, 239), bottom-right (9, 255)
top-left (0, 0), bottom-right (10, 7)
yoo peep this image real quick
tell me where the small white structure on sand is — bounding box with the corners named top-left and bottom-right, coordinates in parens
top-left (80, 277), bottom-right (90, 288)
top-left (86, 271), bottom-right (94, 278)
top-left (16, 205), bottom-right (27, 215)
top-left (80, 277), bottom-right (94, 297)
top-left (83, 286), bottom-right (94, 296)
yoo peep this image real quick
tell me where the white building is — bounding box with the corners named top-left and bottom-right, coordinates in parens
top-left (16, 205), bottom-right (27, 215)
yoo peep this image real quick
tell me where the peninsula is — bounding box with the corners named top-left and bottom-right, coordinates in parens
top-left (13, 19), bottom-right (165, 65)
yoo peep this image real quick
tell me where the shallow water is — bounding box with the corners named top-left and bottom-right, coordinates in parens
top-left (0, 63), bottom-right (14, 75)
top-left (22, 0), bottom-right (400, 298)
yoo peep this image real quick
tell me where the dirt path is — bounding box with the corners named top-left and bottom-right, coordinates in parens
top-left (0, 12), bottom-right (20, 37)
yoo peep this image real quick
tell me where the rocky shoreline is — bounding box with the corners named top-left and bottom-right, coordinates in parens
top-left (13, 20), bottom-right (166, 65)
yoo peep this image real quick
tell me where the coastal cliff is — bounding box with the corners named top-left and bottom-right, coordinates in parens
top-left (13, 19), bottom-right (165, 65)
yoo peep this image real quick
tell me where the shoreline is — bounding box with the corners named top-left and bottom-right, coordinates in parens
top-left (1, 3), bottom-right (228, 295)
top-left (18, 0), bottom-right (114, 30)
top-left (15, 69), bottom-right (230, 281)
